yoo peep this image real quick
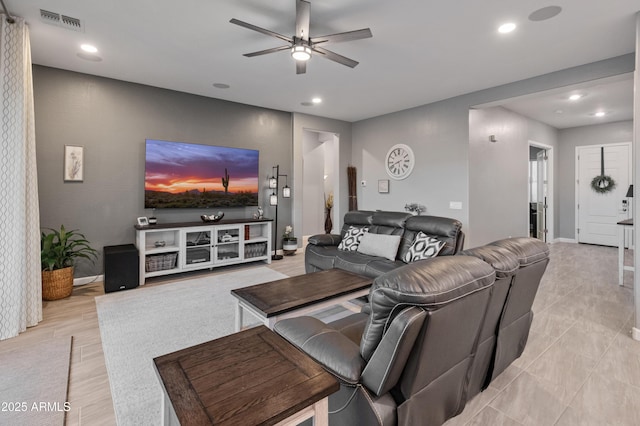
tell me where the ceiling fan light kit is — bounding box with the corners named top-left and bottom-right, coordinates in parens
top-left (291, 44), bottom-right (311, 61)
top-left (230, 0), bottom-right (372, 74)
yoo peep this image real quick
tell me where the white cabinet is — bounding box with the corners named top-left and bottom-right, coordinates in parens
top-left (135, 219), bottom-right (272, 284)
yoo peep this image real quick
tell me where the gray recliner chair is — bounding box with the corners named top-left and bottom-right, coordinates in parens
top-left (460, 244), bottom-right (520, 398)
top-left (486, 237), bottom-right (550, 380)
top-left (274, 255), bottom-right (496, 426)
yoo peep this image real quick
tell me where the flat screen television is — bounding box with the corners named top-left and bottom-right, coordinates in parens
top-left (144, 139), bottom-right (259, 208)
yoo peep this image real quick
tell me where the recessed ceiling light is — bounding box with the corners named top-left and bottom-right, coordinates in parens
top-left (498, 23), bottom-right (516, 34)
top-left (554, 109), bottom-right (563, 114)
top-left (594, 111), bottom-right (606, 117)
top-left (311, 97), bottom-right (322, 104)
top-left (80, 44), bottom-right (98, 53)
top-left (568, 94), bottom-right (582, 101)
top-left (528, 6), bottom-right (562, 22)
top-left (213, 83), bottom-right (230, 89)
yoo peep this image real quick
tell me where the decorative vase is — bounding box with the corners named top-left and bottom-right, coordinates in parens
top-left (324, 208), bottom-right (333, 234)
top-left (282, 238), bottom-right (298, 255)
top-left (42, 266), bottom-right (74, 300)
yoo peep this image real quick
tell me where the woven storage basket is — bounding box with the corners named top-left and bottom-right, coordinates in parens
top-left (145, 253), bottom-right (178, 272)
top-left (42, 266), bottom-right (74, 301)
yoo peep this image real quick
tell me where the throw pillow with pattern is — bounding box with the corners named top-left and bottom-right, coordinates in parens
top-left (403, 231), bottom-right (445, 263)
top-left (338, 226), bottom-right (369, 251)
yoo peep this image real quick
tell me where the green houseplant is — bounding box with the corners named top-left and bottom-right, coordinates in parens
top-left (41, 225), bottom-right (98, 300)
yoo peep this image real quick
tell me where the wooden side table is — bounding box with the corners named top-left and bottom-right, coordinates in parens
top-left (154, 325), bottom-right (339, 426)
top-left (617, 219), bottom-right (634, 286)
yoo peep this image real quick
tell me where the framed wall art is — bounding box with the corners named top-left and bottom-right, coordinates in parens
top-left (64, 145), bottom-right (84, 182)
top-left (378, 179), bottom-right (389, 193)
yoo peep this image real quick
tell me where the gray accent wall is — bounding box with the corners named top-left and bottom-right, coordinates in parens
top-left (33, 66), bottom-right (293, 277)
top-left (352, 54), bottom-right (634, 248)
top-left (557, 120), bottom-right (634, 239)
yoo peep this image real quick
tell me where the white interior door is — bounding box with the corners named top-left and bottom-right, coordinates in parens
top-left (536, 150), bottom-right (547, 242)
top-left (576, 143), bottom-right (631, 246)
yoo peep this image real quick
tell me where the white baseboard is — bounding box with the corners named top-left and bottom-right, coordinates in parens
top-left (73, 274), bottom-right (103, 286)
top-left (553, 238), bottom-right (577, 244)
top-left (633, 327), bottom-right (640, 342)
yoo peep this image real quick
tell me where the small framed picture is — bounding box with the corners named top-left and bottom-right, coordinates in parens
top-left (137, 217), bottom-right (149, 226)
top-left (378, 179), bottom-right (389, 193)
top-left (64, 145), bottom-right (84, 182)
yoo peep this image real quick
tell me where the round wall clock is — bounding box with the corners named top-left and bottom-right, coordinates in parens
top-left (385, 144), bottom-right (415, 180)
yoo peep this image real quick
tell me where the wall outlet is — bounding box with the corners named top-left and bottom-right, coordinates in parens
top-left (361, 180), bottom-right (366, 187)
top-left (449, 201), bottom-right (462, 210)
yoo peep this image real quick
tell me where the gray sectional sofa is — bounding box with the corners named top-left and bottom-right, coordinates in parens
top-left (305, 210), bottom-right (465, 278)
top-left (275, 237), bottom-right (550, 426)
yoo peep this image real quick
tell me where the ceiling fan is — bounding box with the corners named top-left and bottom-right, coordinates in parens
top-left (230, 0), bottom-right (372, 74)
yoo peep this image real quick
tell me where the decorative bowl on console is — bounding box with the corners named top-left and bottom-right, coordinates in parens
top-left (200, 212), bottom-right (225, 222)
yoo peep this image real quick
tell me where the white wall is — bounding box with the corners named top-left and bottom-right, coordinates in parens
top-left (302, 131), bottom-right (325, 236)
top-left (632, 11), bottom-right (640, 341)
top-left (558, 120), bottom-right (633, 239)
top-left (292, 113), bottom-right (352, 241)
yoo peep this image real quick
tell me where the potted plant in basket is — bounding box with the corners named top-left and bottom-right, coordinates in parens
top-left (41, 225), bottom-right (98, 301)
top-left (282, 225), bottom-right (298, 256)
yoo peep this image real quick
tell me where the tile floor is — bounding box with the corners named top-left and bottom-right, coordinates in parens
top-left (0, 242), bottom-right (638, 425)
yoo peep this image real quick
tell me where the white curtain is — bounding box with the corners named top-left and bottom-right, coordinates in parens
top-left (0, 16), bottom-right (42, 340)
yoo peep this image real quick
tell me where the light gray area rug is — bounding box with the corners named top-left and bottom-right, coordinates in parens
top-left (96, 267), bottom-right (291, 426)
top-left (0, 337), bottom-right (72, 426)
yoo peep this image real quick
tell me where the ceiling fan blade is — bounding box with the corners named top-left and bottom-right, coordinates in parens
top-left (311, 28), bottom-right (373, 45)
top-left (244, 45), bottom-right (291, 57)
top-left (230, 18), bottom-right (292, 44)
top-left (312, 46), bottom-right (359, 68)
top-left (296, 0), bottom-right (311, 41)
top-left (296, 61), bottom-right (307, 75)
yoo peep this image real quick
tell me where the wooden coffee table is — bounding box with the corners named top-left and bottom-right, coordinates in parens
top-left (231, 269), bottom-right (372, 332)
top-left (154, 325), bottom-right (339, 426)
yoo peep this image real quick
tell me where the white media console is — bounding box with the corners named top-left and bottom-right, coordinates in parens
top-left (134, 219), bottom-right (272, 284)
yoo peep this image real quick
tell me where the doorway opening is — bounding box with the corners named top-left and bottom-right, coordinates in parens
top-left (301, 130), bottom-right (339, 243)
top-left (528, 141), bottom-right (554, 242)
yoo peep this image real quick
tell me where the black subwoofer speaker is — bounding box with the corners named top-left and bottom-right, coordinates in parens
top-left (103, 244), bottom-right (139, 293)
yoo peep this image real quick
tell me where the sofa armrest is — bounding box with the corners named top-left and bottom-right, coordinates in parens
top-left (361, 306), bottom-right (426, 396)
top-left (274, 316), bottom-right (365, 385)
top-left (308, 233), bottom-right (342, 246)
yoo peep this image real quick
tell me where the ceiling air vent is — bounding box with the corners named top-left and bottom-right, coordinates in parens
top-left (39, 9), bottom-right (84, 32)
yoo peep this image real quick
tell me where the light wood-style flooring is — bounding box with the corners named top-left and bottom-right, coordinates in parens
top-left (1, 243), bottom-right (639, 425)
top-left (0, 252), bottom-right (305, 426)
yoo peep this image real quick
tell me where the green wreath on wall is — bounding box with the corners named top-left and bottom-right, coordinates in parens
top-left (591, 175), bottom-right (616, 194)
top-left (590, 147), bottom-right (616, 194)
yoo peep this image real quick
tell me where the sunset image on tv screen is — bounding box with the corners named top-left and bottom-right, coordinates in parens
top-left (144, 139), bottom-right (259, 208)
